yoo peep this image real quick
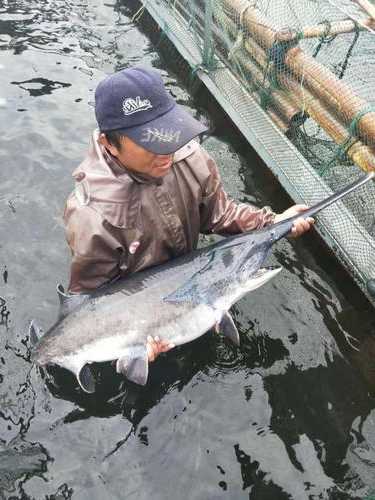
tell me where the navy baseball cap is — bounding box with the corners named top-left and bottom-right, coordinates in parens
top-left (95, 66), bottom-right (208, 155)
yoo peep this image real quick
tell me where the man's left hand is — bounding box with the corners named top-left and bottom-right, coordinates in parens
top-left (274, 204), bottom-right (314, 238)
top-left (146, 335), bottom-right (175, 362)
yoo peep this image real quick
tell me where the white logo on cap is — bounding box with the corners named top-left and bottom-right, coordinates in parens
top-left (141, 128), bottom-right (181, 144)
top-left (123, 96), bottom-right (152, 115)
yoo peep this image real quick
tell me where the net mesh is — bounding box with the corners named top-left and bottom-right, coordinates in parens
top-left (137, 0), bottom-right (375, 294)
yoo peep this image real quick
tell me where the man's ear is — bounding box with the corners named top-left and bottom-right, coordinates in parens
top-left (98, 133), bottom-right (120, 157)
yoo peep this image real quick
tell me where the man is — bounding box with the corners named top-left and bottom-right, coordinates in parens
top-left (63, 66), bottom-right (313, 362)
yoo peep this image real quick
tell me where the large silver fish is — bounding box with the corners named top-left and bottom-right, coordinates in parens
top-left (30, 172), bottom-right (374, 393)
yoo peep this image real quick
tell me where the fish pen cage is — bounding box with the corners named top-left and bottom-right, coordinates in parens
top-left (131, 0), bottom-right (375, 302)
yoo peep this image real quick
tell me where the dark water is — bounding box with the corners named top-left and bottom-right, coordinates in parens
top-left (1, 1), bottom-right (375, 498)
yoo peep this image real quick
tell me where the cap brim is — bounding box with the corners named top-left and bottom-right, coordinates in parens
top-left (117, 104), bottom-right (208, 154)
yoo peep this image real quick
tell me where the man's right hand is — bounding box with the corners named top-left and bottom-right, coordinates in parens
top-left (274, 204), bottom-right (314, 238)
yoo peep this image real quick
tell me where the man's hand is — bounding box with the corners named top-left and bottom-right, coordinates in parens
top-left (274, 204), bottom-right (314, 238)
top-left (146, 335), bottom-right (175, 362)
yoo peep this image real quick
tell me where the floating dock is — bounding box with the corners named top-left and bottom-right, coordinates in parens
top-left (133, 0), bottom-right (375, 301)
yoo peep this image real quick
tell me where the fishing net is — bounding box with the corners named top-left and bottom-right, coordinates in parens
top-left (134, 0), bottom-right (375, 297)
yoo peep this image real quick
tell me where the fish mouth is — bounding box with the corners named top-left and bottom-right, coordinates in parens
top-left (254, 266), bottom-right (283, 276)
top-left (246, 266), bottom-right (283, 290)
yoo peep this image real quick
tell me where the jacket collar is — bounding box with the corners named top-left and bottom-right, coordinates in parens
top-left (76, 130), bottom-right (199, 182)
top-left (173, 139), bottom-right (200, 162)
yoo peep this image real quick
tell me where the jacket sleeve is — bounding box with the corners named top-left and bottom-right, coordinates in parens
top-left (199, 150), bottom-right (276, 235)
top-left (64, 201), bottom-right (121, 293)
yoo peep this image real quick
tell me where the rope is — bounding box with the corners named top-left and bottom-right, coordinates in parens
top-left (317, 106), bottom-right (375, 176)
top-left (202, 0), bottom-right (216, 70)
top-left (348, 105), bottom-right (375, 137)
top-left (312, 20), bottom-right (337, 59)
top-left (257, 36), bottom-right (299, 111)
top-left (188, 63), bottom-right (204, 88)
top-left (228, 30), bottom-right (244, 61)
top-left (294, 31), bottom-right (305, 42)
top-left (318, 135), bottom-right (358, 177)
top-left (131, 5), bottom-right (146, 23)
top-left (214, 2), bottom-right (254, 96)
top-left (258, 88), bottom-right (273, 109)
top-left (338, 22), bottom-right (360, 79)
top-left (260, 37), bottom-right (296, 105)
top-left (228, 3), bottom-right (251, 61)
top-left (239, 3), bottom-right (251, 26)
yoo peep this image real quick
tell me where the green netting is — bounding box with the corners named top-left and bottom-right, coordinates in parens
top-left (136, 0), bottom-right (375, 297)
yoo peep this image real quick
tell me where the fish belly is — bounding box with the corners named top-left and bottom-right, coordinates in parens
top-left (154, 302), bottom-right (217, 346)
top-left (52, 301), bottom-right (216, 371)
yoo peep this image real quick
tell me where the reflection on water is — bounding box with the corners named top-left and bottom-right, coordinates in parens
top-left (11, 77), bottom-right (71, 97)
top-left (0, 295), bottom-right (10, 326)
top-left (1, 0), bottom-right (375, 498)
top-left (0, 438), bottom-right (50, 495)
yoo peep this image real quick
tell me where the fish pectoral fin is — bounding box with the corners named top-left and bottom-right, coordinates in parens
top-left (28, 320), bottom-right (44, 346)
top-left (164, 247), bottom-right (233, 306)
top-left (77, 364), bottom-right (96, 393)
top-left (217, 312), bottom-right (240, 346)
top-left (116, 346), bottom-right (149, 386)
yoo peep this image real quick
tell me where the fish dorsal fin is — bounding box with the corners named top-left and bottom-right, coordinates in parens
top-left (216, 312), bottom-right (240, 346)
top-left (28, 320), bottom-right (43, 346)
top-left (116, 345), bottom-right (149, 386)
top-left (56, 284), bottom-right (90, 320)
top-left (77, 364), bottom-right (95, 393)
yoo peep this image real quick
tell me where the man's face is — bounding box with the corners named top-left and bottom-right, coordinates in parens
top-left (100, 134), bottom-right (173, 178)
